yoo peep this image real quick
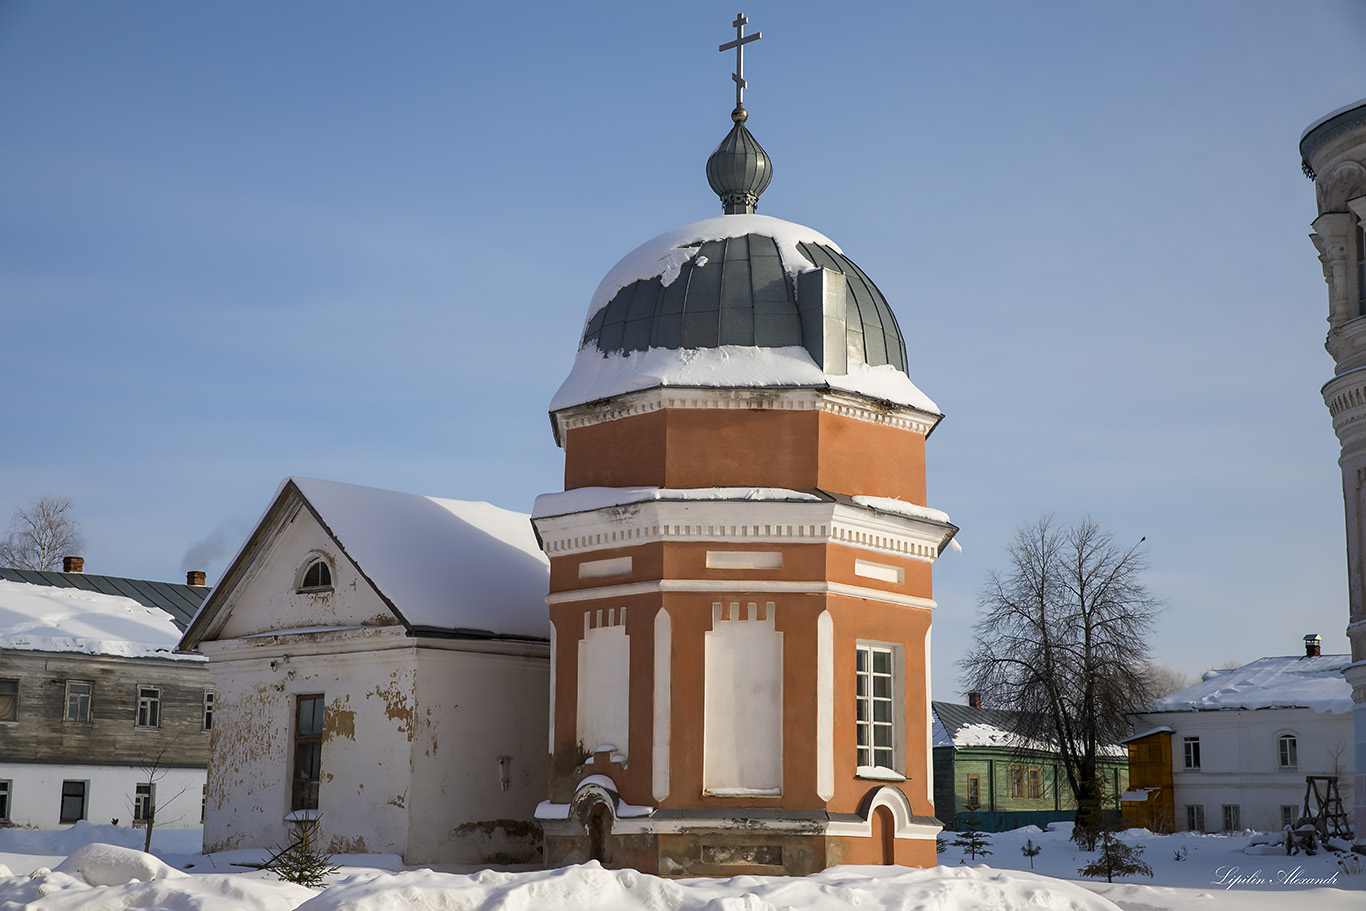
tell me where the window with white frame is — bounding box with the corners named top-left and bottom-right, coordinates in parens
top-left (0, 780), bottom-right (10, 822)
top-left (60, 780), bottom-right (87, 823)
top-left (1222, 804), bottom-right (1241, 832)
top-left (136, 686), bottom-right (161, 728)
top-left (65, 681), bottom-right (92, 722)
top-left (1182, 736), bottom-right (1200, 769)
top-left (133, 783), bottom-right (155, 826)
top-left (1185, 804), bottom-right (1205, 832)
top-left (298, 556), bottom-right (332, 591)
top-left (855, 643), bottom-right (901, 773)
top-left (1281, 804), bottom-right (1298, 828)
top-left (1277, 733), bottom-right (1298, 769)
top-left (203, 691), bottom-right (214, 730)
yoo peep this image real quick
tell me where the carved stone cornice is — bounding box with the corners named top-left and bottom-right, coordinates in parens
top-left (532, 496), bottom-right (956, 563)
top-left (551, 386), bottom-right (940, 443)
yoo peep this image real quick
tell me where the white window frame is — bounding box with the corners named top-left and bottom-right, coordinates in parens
top-left (854, 642), bottom-right (903, 776)
top-left (1182, 736), bottom-right (1200, 769)
top-left (133, 782), bottom-right (155, 826)
top-left (65, 680), bottom-right (92, 723)
top-left (1280, 804), bottom-right (1298, 828)
top-left (1277, 733), bottom-right (1298, 770)
top-left (1222, 804), bottom-right (1241, 832)
top-left (1185, 804), bottom-right (1205, 832)
top-left (296, 555), bottom-right (333, 592)
top-left (135, 685), bottom-right (161, 729)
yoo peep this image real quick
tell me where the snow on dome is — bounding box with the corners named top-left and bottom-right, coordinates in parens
top-left (0, 579), bottom-right (201, 660)
top-left (553, 214), bottom-right (940, 415)
top-left (1146, 654), bottom-right (1353, 715)
top-left (552, 345), bottom-right (939, 415)
top-left (583, 215), bottom-right (841, 325)
top-left (289, 478), bottom-right (550, 640)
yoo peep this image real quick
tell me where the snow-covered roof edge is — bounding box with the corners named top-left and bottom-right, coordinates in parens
top-left (1, 579), bottom-right (205, 662)
top-left (550, 346), bottom-right (941, 417)
top-left (1142, 654), bottom-right (1353, 715)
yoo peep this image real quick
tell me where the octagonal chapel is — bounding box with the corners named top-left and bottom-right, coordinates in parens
top-left (531, 16), bottom-right (957, 876)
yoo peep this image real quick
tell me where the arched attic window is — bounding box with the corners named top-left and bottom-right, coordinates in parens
top-left (296, 555), bottom-right (333, 592)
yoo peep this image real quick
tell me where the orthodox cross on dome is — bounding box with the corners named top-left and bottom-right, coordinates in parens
top-left (719, 13), bottom-right (761, 113)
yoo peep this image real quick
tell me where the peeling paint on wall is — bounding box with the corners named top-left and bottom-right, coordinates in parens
top-left (323, 699), bottom-right (356, 742)
top-left (367, 680), bottom-right (414, 741)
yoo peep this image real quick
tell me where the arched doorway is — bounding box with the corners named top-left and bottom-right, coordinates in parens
top-left (588, 801), bottom-right (611, 864)
top-left (872, 804), bottom-right (896, 865)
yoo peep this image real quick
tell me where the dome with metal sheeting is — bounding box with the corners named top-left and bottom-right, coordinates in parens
top-left (579, 216), bottom-right (906, 375)
top-left (549, 92), bottom-right (937, 418)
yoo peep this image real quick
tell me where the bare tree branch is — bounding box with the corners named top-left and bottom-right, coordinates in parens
top-left (0, 495), bottom-right (85, 571)
top-left (960, 515), bottom-right (1163, 849)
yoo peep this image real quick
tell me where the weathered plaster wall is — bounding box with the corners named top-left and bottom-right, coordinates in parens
top-left (202, 635), bottom-right (416, 856)
top-left (408, 647), bottom-right (550, 865)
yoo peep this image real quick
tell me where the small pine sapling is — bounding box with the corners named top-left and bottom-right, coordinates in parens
top-left (1021, 838), bottom-right (1041, 869)
top-left (1078, 829), bottom-right (1153, 883)
top-left (262, 815), bottom-right (341, 888)
top-left (951, 811), bottom-right (993, 861)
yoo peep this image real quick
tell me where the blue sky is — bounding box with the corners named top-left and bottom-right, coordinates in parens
top-left (3, 1), bottom-right (1364, 700)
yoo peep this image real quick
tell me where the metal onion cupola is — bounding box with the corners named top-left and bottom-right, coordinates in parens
top-left (706, 13), bottom-right (771, 215)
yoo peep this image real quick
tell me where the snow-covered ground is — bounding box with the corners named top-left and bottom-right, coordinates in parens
top-left (0, 821), bottom-right (1359, 910)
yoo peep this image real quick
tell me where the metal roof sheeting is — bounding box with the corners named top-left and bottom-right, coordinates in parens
top-left (0, 568), bottom-right (208, 631)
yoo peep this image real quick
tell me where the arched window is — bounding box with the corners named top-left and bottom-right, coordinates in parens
top-left (297, 556), bottom-right (332, 591)
top-left (1277, 733), bottom-right (1298, 770)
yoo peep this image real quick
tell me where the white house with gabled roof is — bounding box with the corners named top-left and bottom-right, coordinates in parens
top-left (1128, 636), bottom-right (1353, 834)
top-left (177, 477), bottom-right (551, 865)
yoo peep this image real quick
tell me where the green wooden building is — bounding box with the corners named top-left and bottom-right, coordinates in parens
top-left (932, 700), bottom-right (1129, 832)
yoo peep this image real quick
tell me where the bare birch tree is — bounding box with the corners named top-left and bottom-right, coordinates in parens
top-left (960, 516), bottom-right (1162, 849)
top-left (0, 495), bottom-right (85, 570)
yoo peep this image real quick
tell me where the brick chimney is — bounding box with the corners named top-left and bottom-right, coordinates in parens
top-left (1304, 633), bottom-right (1322, 657)
top-left (968, 692), bottom-right (982, 709)
top-left (62, 556), bottom-right (84, 573)
top-left (186, 570), bottom-right (206, 586)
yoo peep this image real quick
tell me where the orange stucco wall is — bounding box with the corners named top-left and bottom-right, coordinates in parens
top-left (547, 540), bottom-right (935, 820)
top-left (563, 408), bottom-right (926, 501)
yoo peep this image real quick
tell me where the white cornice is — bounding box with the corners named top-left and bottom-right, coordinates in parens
top-left (552, 386), bottom-right (938, 442)
top-left (545, 579), bottom-right (936, 611)
top-left (533, 498), bottom-right (954, 562)
top-left (198, 625), bottom-right (548, 661)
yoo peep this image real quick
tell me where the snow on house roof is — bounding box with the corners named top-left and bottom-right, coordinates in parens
top-left (1144, 654), bottom-right (1352, 715)
top-left (290, 478), bottom-right (550, 640)
top-left (932, 700), bottom-right (1126, 756)
top-left (0, 579), bottom-right (202, 661)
